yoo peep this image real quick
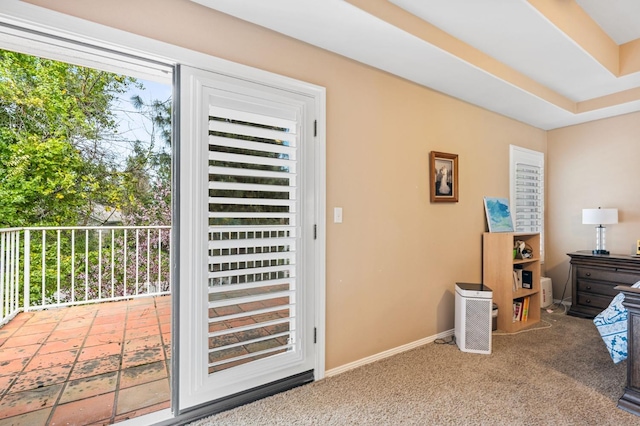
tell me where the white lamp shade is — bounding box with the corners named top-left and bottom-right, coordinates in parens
top-left (582, 208), bottom-right (618, 225)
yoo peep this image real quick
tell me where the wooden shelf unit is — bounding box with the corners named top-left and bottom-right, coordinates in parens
top-left (483, 232), bottom-right (541, 333)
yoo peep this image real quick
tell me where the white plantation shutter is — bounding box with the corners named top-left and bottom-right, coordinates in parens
top-left (207, 102), bottom-right (299, 374)
top-left (180, 66), bottom-right (322, 410)
top-left (510, 145), bottom-right (544, 260)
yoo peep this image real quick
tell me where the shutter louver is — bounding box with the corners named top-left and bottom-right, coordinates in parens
top-left (510, 145), bottom-right (544, 260)
top-left (514, 163), bottom-right (542, 233)
top-left (207, 104), bottom-right (298, 374)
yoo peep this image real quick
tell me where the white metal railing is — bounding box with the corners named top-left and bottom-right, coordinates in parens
top-left (0, 225), bottom-right (171, 325)
top-left (0, 228), bottom-right (22, 326)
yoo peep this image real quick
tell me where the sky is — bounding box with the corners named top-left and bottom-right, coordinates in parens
top-left (111, 78), bottom-right (173, 165)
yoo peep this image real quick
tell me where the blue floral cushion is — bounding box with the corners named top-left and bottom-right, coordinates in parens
top-left (593, 281), bottom-right (640, 363)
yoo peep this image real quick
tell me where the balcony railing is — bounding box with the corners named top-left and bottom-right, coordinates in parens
top-left (0, 225), bottom-right (171, 325)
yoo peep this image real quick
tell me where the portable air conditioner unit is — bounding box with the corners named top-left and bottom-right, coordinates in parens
top-left (540, 277), bottom-right (553, 308)
top-left (454, 283), bottom-right (493, 355)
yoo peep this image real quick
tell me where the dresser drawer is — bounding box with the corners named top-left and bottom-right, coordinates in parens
top-left (576, 292), bottom-right (613, 310)
top-left (577, 280), bottom-right (625, 298)
top-left (568, 252), bottom-right (640, 319)
top-left (576, 267), bottom-right (640, 285)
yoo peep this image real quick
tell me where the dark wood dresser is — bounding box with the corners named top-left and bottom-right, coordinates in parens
top-left (567, 251), bottom-right (640, 318)
top-left (616, 286), bottom-right (640, 417)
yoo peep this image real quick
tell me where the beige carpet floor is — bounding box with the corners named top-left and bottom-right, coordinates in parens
top-left (190, 310), bottom-right (639, 425)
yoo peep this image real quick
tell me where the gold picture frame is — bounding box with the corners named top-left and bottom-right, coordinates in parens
top-left (429, 151), bottom-right (459, 203)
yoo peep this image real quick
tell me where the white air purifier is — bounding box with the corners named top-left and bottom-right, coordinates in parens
top-left (454, 283), bottom-right (493, 354)
top-left (540, 277), bottom-right (553, 308)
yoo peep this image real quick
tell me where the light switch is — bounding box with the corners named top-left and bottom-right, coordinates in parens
top-left (334, 207), bottom-right (343, 223)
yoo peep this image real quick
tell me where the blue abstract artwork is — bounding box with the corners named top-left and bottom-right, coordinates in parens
top-left (483, 197), bottom-right (514, 233)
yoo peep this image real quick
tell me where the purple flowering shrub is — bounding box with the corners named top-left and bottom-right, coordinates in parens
top-left (27, 182), bottom-right (172, 306)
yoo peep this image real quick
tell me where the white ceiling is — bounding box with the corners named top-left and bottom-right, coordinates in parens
top-left (191, 0), bottom-right (640, 130)
top-left (577, 0), bottom-right (640, 44)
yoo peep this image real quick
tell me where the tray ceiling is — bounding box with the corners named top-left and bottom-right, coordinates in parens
top-left (191, 0), bottom-right (640, 130)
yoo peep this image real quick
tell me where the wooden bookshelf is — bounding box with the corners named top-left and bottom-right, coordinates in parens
top-left (483, 232), bottom-right (541, 333)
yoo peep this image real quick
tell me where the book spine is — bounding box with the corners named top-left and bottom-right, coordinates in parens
top-left (522, 270), bottom-right (533, 289)
top-left (513, 300), bottom-right (524, 322)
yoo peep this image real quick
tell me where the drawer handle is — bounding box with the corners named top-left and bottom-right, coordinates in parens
top-left (585, 272), bottom-right (591, 277)
top-left (586, 298), bottom-right (591, 304)
top-left (586, 285), bottom-right (592, 290)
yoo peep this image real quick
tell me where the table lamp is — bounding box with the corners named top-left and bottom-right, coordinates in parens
top-left (582, 207), bottom-right (618, 255)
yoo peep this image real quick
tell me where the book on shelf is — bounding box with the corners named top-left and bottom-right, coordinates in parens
top-left (513, 299), bottom-right (522, 322)
top-left (512, 296), bottom-right (530, 322)
top-left (513, 265), bottom-right (523, 291)
top-left (522, 270), bottom-right (533, 289)
top-left (522, 296), bottom-right (529, 322)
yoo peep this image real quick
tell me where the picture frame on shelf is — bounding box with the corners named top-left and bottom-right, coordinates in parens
top-left (483, 196), bottom-right (514, 232)
top-left (429, 151), bottom-right (458, 202)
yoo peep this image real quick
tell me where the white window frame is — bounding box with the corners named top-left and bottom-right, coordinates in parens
top-left (509, 145), bottom-right (544, 261)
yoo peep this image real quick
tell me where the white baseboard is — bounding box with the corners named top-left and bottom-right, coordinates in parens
top-left (325, 328), bottom-right (454, 378)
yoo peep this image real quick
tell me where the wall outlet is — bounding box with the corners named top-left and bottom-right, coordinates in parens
top-left (637, 239), bottom-right (640, 255)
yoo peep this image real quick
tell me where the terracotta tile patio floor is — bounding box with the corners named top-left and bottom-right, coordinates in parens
top-left (0, 296), bottom-right (171, 425)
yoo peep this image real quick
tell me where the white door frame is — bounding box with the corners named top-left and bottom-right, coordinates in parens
top-left (0, 2), bottom-right (326, 423)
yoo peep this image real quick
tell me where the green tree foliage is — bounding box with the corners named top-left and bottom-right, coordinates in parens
top-left (0, 49), bottom-right (137, 226)
top-left (0, 135), bottom-right (85, 226)
top-left (0, 49), bottom-right (173, 307)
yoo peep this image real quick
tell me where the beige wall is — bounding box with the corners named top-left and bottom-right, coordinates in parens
top-left (24, 0), bottom-right (547, 370)
top-left (546, 112), bottom-right (640, 301)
